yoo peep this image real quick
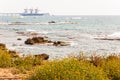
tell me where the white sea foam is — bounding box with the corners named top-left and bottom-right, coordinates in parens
top-left (72, 17), bottom-right (82, 20)
top-left (0, 22), bottom-right (11, 25)
top-left (69, 41), bottom-right (77, 46)
top-left (38, 31), bottom-right (49, 34)
top-left (108, 32), bottom-right (120, 38)
top-left (26, 29), bottom-right (36, 32)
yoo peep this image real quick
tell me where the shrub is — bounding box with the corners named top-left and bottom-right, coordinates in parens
top-left (101, 57), bottom-right (120, 80)
top-left (29, 58), bottom-right (108, 80)
top-left (106, 54), bottom-right (119, 60)
top-left (14, 56), bottom-right (35, 72)
top-left (33, 56), bottom-right (42, 66)
top-left (14, 55), bottom-right (43, 73)
top-left (90, 55), bottom-right (103, 67)
top-left (0, 49), bottom-right (13, 67)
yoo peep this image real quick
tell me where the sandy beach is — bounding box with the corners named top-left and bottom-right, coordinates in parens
top-left (0, 68), bottom-right (28, 80)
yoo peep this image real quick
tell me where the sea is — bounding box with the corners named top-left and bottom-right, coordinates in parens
top-left (0, 15), bottom-right (120, 59)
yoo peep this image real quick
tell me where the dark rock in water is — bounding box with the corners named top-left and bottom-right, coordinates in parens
top-left (25, 37), bottom-right (70, 46)
top-left (25, 38), bottom-right (34, 45)
top-left (48, 40), bottom-right (53, 43)
top-left (9, 22), bottom-right (26, 25)
top-left (16, 32), bottom-right (25, 35)
top-left (53, 41), bottom-right (69, 46)
top-left (94, 37), bottom-right (120, 40)
top-left (0, 43), bottom-right (6, 50)
top-left (17, 38), bottom-right (22, 40)
top-left (48, 21), bottom-right (56, 23)
top-left (34, 54), bottom-right (49, 60)
top-left (25, 37), bottom-right (49, 45)
top-left (32, 37), bottom-right (44, 43)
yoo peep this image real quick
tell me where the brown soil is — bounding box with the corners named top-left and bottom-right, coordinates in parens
top-left (0, 68), bottom-right (28, 80)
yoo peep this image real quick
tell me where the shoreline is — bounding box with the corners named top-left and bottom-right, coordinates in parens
top-left (1, 29), bottom-right (120, 59)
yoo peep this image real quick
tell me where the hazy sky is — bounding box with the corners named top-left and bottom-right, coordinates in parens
top-left (0, 0), bottom-right (120, 15)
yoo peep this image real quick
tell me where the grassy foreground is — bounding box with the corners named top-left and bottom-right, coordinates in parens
top-left (0, 45), bottom-right (120, 80)
top-left (28, 54), bottom-right (120, 80)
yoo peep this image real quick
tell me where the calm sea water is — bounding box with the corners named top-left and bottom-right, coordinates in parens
top-left (0, 15), bottom-right (120, 59)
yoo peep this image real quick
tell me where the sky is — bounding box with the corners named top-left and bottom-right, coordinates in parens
top-left (0, 0), bottom-right (120, 15)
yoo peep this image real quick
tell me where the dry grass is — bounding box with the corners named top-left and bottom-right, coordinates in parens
top-left (1, 46), bottom-right (120, 80)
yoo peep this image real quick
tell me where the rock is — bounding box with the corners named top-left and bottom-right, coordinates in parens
top-left (94, 37), bottom-right (120, 40)
top-left (25, 37), bottom-right (49, 45)
top-left (25, 37), bottom-right (70, 46)
top-left (0, 43), bottom-right (6, 50)
top-left (17, 38), bottom-right (22, 40)
top-left (29, 32), bottom-right (38, 36)
top-left (9, 22), bottom-right (26, 25)
top-left (32, 37), bottom-right (44, 43)
top-left (53, 41), bottom-right (69, 46)
top-left (47, 40), bottom-right (53, 43)
top-left (25, 38), bottom-right (34, 45)
top-left (16, 32), bottom-right (25, 36)
top-left (48, 21), bottom-right (56, 23)
top-left (12, 44), bottom-right (17, 46)
top-left (34, 54), bottom-right (49, 60)
top-left (0, 43), bottom-right (6, 48)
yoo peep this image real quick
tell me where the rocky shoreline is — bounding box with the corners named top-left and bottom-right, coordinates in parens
top-left (25, 36), bottom-right (70, 46)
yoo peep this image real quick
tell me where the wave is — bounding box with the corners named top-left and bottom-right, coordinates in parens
top-left (94, 32), bottom-right (120, 40)
top-left (72, 17), bottom-right (82, 20)
top-left (26, 29), bottom-right (36, 32)
top-left (38, 31), bottom-right (49, 35)
top-left (108, 32), bottom-right (120, 38)
top-left (0, 21), bottom-right (78, 25)
top-left (0, 22), bottom-right (11, 25)
top-left (68, 41), bottom-right (77, 46)
top-left (26, 29), bottom-right (49, 35)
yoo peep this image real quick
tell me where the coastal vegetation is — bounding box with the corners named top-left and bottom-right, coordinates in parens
top-left (0, 43), bottom-right (120, 80)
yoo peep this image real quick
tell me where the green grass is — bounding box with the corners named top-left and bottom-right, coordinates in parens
top-left (29, 58), bottom-right (108, 80)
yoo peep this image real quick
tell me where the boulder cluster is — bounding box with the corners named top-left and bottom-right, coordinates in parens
top-left (53, 41), bottom-right (69, 46)
top-left (25, 36), bottom-right (70, 46)
top-left (48, 21), bottom-right (56, 24)
top-left (0, 43), bottom-right (49, 60)
top-left (25, 37), bottom-right (52, 45)
top-left (34, 54), bottom-right (49, 60)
